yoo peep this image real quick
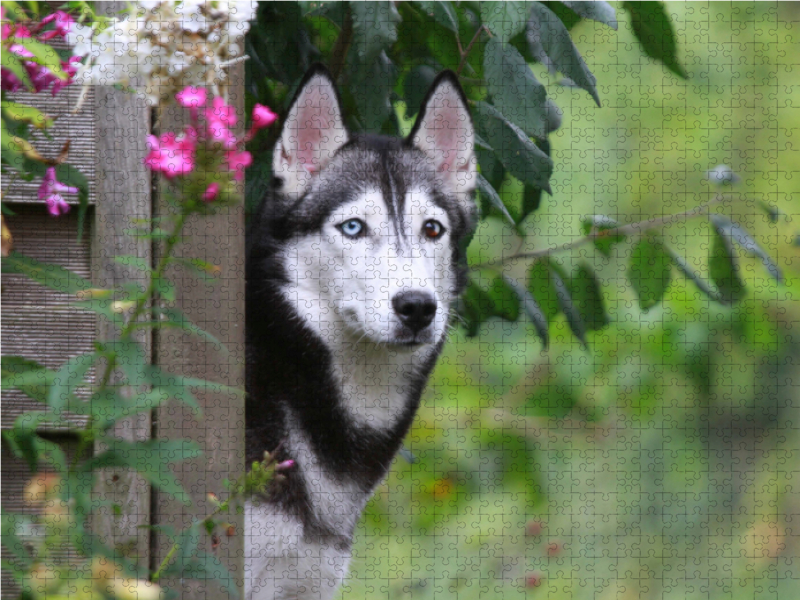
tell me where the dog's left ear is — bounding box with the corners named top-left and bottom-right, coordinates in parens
top-left (407, 71), bottom-right (476, 194)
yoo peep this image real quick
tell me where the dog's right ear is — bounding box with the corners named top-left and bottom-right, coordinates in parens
top-left (272, 65), bottom-right (349, 198)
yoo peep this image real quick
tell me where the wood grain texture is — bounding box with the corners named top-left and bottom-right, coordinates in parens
top-left (152, 67), bottom-right (246, 597)
top-left (90, 0), bottom-right (153, 572)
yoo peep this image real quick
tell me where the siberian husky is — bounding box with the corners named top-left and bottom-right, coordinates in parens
top-left (245, 64), bottom-right (477, 600)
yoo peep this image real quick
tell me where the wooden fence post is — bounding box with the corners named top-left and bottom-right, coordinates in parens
top-left (91, 0), bottom-right (153, 567)
top-left (152, 71), bottom-right (246, 596)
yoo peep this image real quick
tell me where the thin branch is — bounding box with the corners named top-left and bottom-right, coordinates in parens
top-left (472, 194), bottom-right (730, 269)
top-left (457, 25), bottom-right (488, 76)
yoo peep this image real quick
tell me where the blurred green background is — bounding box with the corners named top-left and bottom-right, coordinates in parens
top-left (341, 3), bottom-right (800, 599)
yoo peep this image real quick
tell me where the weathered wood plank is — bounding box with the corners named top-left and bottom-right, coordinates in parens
top-left (90, 0), bottom-right (153, 571)
top-left (153, 69), bottom-right (246, 596)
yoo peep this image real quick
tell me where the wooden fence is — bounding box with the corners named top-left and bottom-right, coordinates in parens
top-left (1, 3), bottom-right (246, 595)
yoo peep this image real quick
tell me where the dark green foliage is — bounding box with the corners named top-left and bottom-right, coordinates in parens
top-left (628, 235), bottom-right (673, 311)
top-left (623, 1), bottom-right (688, 79)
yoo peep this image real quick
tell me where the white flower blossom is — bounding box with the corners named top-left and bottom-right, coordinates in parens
top-left (72, 1), bottom-right (256, 104)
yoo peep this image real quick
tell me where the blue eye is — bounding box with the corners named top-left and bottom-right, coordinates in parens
top-left (338, 218), bottom-right (365, 238)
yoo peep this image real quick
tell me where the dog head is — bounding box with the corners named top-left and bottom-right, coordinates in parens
top-left (267, 64), bottom-right (476, 349)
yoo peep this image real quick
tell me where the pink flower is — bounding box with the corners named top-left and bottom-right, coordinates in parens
top-left (38, 167), bottom-right (78, 217)
top-left (207, 96), bottom-right (237, 128)
top-left (226, 150), bottom-right (252, 181)
top-left (144, 132), bottom-right (196, 178)
top-left (207, 116), bottom-right (237, 148)
top-left (275, 460), bottom-right (295, 471)
top-left (252, 104), bottom-right (278, 130)
top-left (202, 182), bottom-right (220, 203)
top-left (176, 86), bottom-right (207, 110)
top-left (46, 194), bottom-right (70, 216)
top-left (39, 11), bottom-right (74, 40)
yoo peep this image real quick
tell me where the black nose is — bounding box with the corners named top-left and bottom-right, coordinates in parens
top-left (392, 291), bottom-right (437, 333)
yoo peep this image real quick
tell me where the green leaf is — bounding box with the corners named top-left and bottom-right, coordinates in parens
top-left (149, 307), bottom-right (226, 352)
top-left (48, 353), bottom-right (96, 413)
top-left (416, 1), bottom-right (459, 32)
top-left (710, 215), bottom-right (783, 284)
top-left (153, 276), bottom-right (176, 302)
top-left (527, 2), bottom-right (601, 106)
top-left (521, 184), bottom-right (543, 221)
top-left (664, 246), bottom-right (722, 303)
top-left (623, 1), bottom-right (688, 79)
top-left (351, 51), bottom-right (398, 132)
top-left (504, 277), bottom-right (548, 347)
top-left (14, 38), bottom-right (67, 80)
top-left (757, 201), bottom-right (785, 223)
top-left (628, 236), bottom-right (673, 311)
top-left (350, 2), bottom-right (400, 65)
top-left (528, 259), bottom-right (560, 322)
top-left (90, 388), bottom-right (172, 430)
top-left (2, 101), bottom-right (52, 129)
top-left (457, 279), bottom-right (496, 337)
top-left (2, 252), bottom-right (93, 294)
top-left (580, 214), bottom-right (626, 257)
top-left (1, 356), bottom-right (55, 403)
top-left (403, 65), bottom-right (437, 118)
top-left (562, 1), bottom-right (618, 30)
top-left (480, 1), bottom-right (529, 43)
top-left (708, 220), bottom-right (746, 305)
top-left (473, 101), bottom-right (553, 192)
top-left (483, 38), bottom-right (548, 139)
top-left (488, 276), bottom-right (520, 321)
top-left (114, 339), bottom-right (150, 387)
top-left (476, 173), bottom-right (515, 224)
top-left (568, 263), bottom-right (609, 332)
top-left (549, 262), bottom-right (588, 348)
top-left (88, 439), bottom-right (202, 505)
top-left (4, 412), bottom-right (68, 473)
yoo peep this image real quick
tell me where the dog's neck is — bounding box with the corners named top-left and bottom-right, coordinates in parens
top-left (245, 273), bottom-right (442, 538)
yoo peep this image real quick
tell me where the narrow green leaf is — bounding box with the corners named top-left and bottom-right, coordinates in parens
top-left (403, 65), bottom-right (437, 118)
top-left (4, 412), bottom-right (68, 472)
top-left (114, 339), bottom-right (150, 387)
top-left (1, 356), bottom-right (55, 403)
top-left (480, 1), bottom-right (529, 43)
top-left (505, 277), bottom-right (549, 347)
top-left (91, 388), bottom-right (172, 429)
top-left (2, 252), bottom-right (93, 294)
top-left (757, 201), bottom-right (785, 224)
top-left (568, 263), bottom-right (609, 332)
top-left (623, 1), bottom-right (688, 79)
top-left (88, 439), bottom-right (202, 505)
top-left (527, 2), bottom-right (601, 106)
top-left (664, 246), bottom-right (722, 303)
top-left (580, 214), bottom-right (626, 257)
top-left (484, 37), bottom-right (548, 139)
top-left (473, 101), bottom-right (553, 192)
top-left (709, 226), bottom-right (746, 305)
top-left (710, 215), bottom-right (783, 283)
top-left (628, 236), bottom-right (673, 311)
top-left (562, 1), bottom-right (618, 30)
top-left (48, 353), bottom-right (96, 413)
top-left (153, 276), bottom-right (176, 302)
top-left (476, 173), bottom-right (515, 224)
top-left (549, 263), bottom-right (588, 348)
top-left (113, 255), bottom-right (152, 274)
top-left (150, 307), bottom-right (226, 352)
top-left (2, 101), bottom-right (52, 129)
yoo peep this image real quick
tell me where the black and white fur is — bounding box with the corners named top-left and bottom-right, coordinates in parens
top-left (245, 64), bottom-right (476, 600)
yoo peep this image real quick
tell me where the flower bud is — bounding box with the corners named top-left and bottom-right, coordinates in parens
top-left (252, 104), bottom-right (278, 129)
top-left (524, 571), bottom-right (544, 588)
top-left (24, 473), bottom-right (61, 506)
top-left (202, 182), bottom-right (221, 203)
top-left (110, 578), bottom-right (163, 600)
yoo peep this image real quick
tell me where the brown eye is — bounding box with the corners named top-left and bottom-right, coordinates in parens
top-left (423, 220), bottom-right (445, 240)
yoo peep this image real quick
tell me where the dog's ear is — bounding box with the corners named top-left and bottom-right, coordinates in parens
top-left (273, 64), bottom-right (349, 198)
top-left (408, 71), bottom-right (476, 194)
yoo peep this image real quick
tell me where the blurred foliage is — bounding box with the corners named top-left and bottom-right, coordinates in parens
top-left (250, 1), bottom-right (798, 598)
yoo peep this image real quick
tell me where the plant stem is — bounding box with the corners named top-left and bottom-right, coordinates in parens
top-left (472, 194), bottom-right (729, 269)
top-left (457, 26), bottom-right (488, 75)
top-left (70, 211), bottom-right (189, 471)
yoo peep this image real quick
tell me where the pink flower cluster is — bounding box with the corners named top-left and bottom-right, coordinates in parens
top-left (1, 8), bottom-right (82, 95)
top-left (38, 167), bottom-right (78, 216)
top-left (144, 86), bottom-right (277, 202)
